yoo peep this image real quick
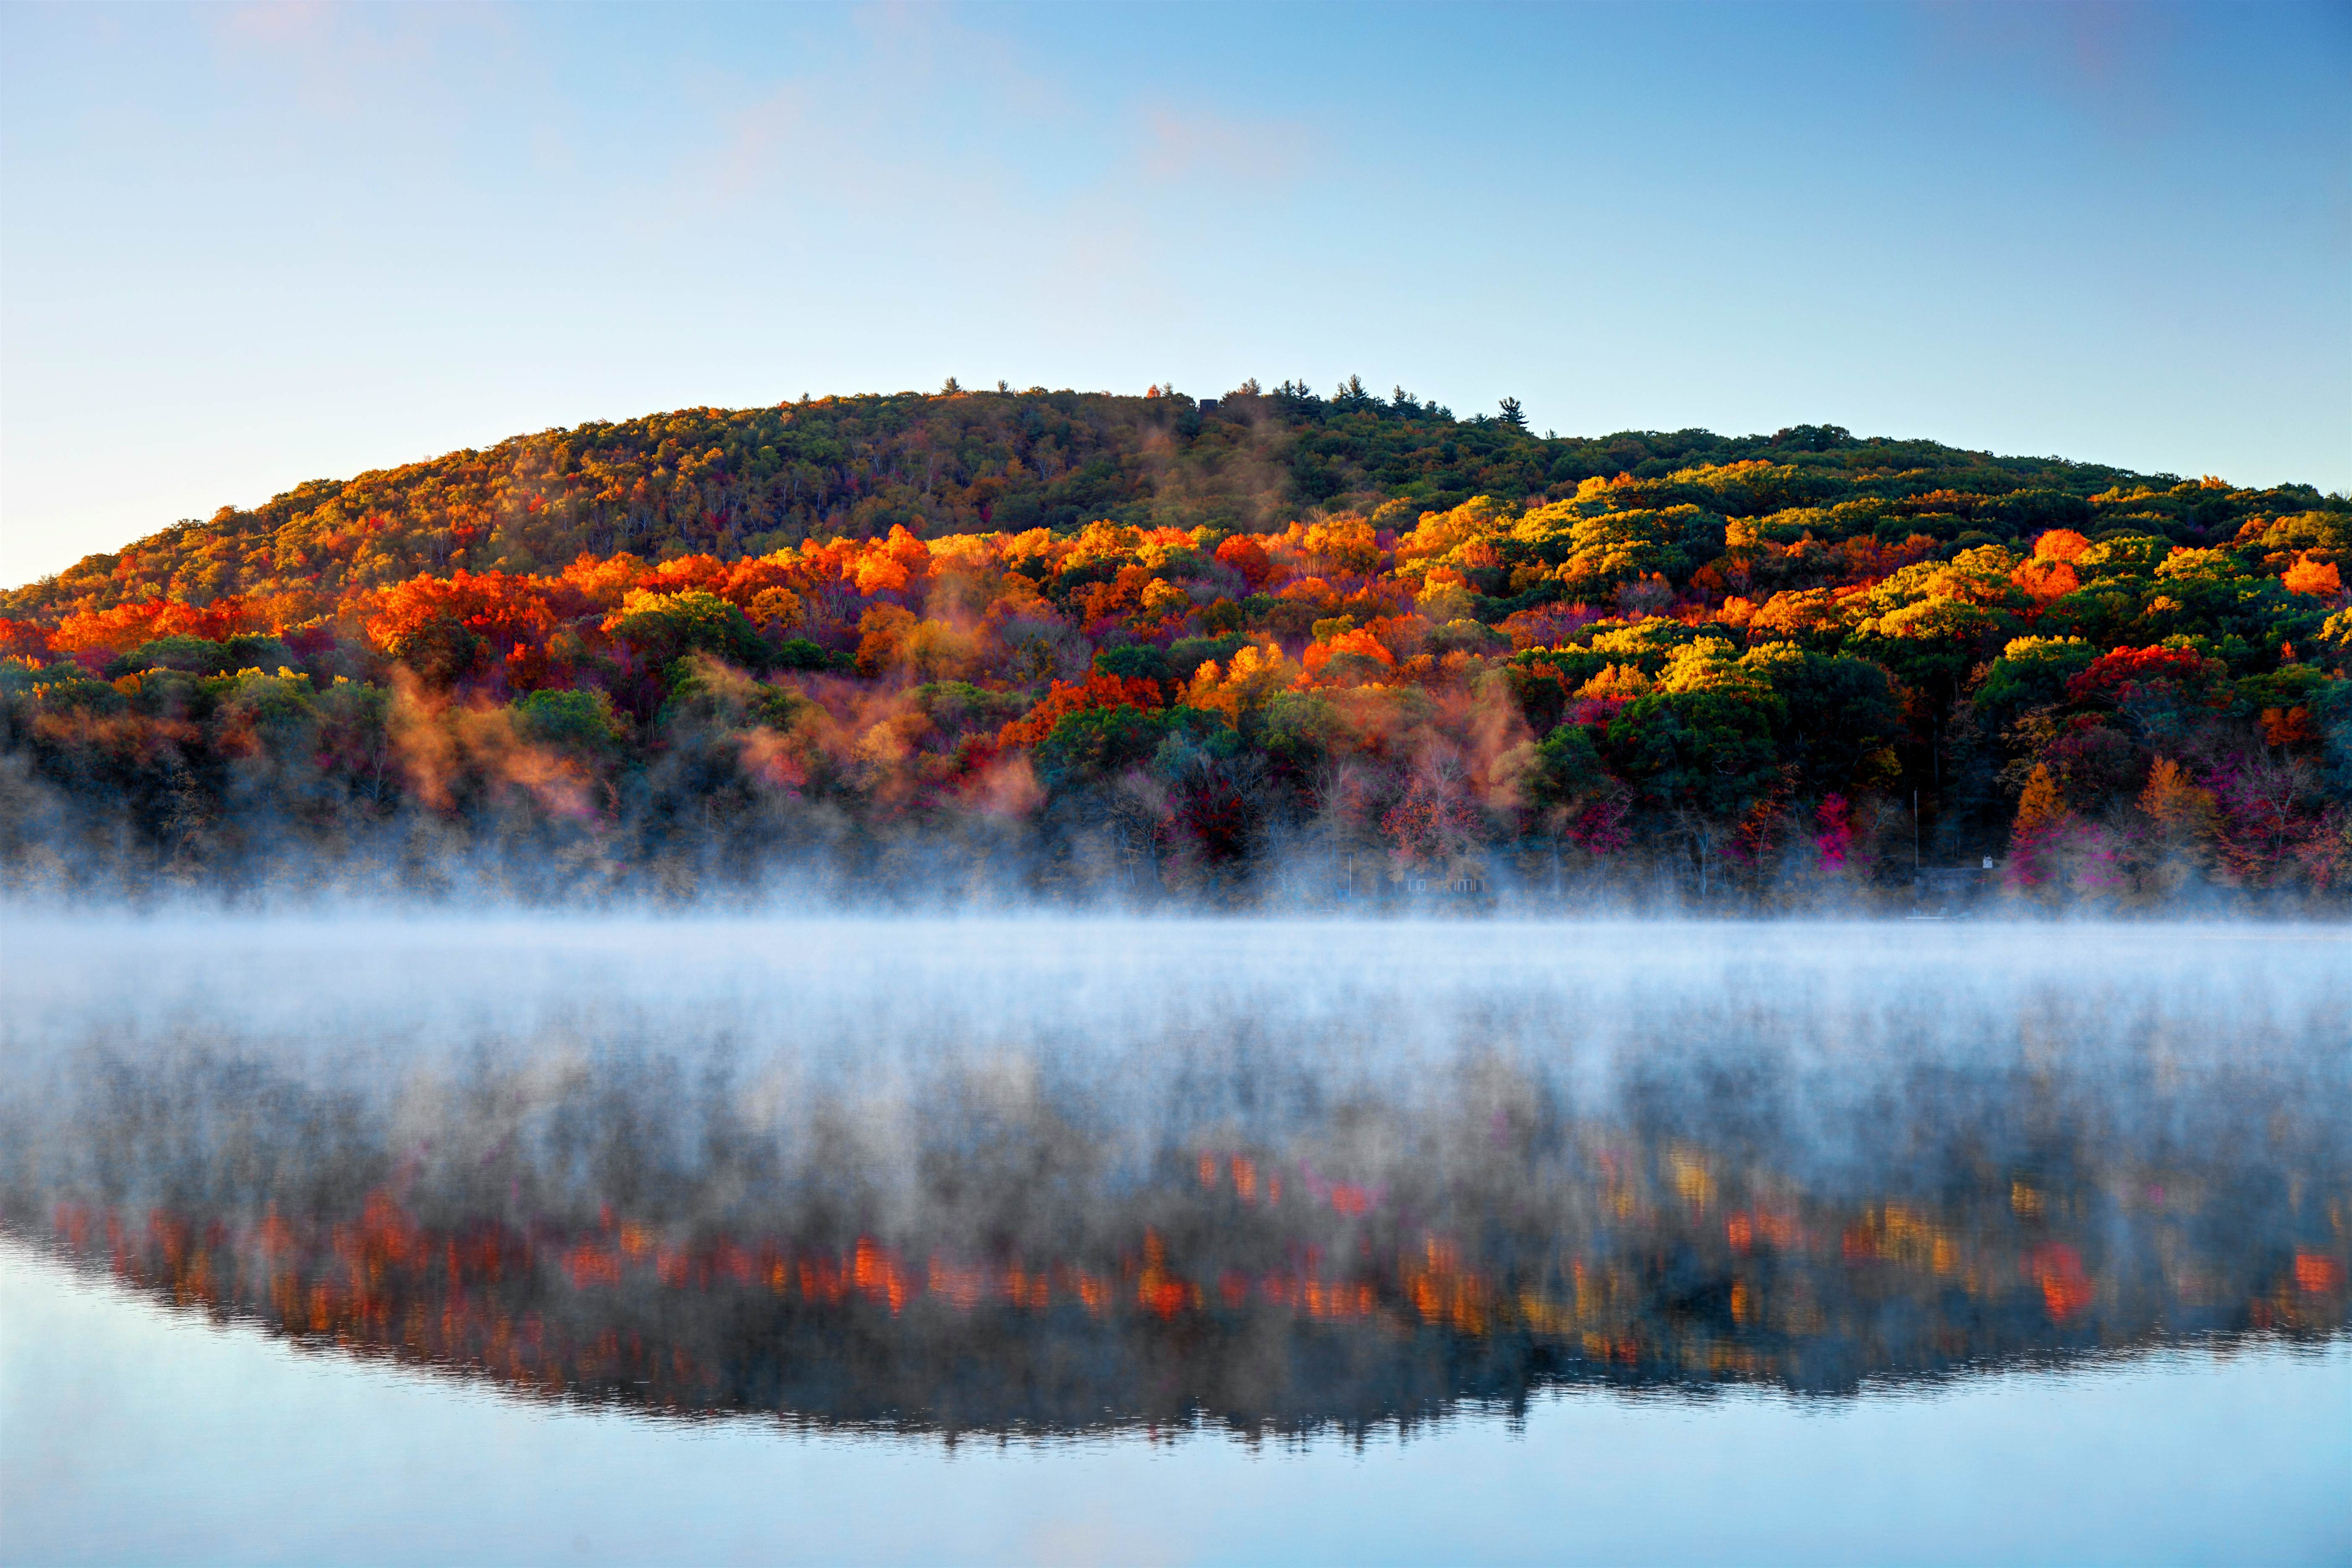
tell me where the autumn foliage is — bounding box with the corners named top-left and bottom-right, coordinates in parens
top-left (995, 673), bottom-right (1164, 750)
top-left (2, 387), bottom-right (2347, 905)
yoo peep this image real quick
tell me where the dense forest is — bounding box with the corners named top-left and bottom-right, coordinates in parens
top-left (3, 382), bottom-right (2347, 906)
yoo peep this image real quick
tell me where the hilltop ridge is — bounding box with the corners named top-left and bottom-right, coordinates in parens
top-left (2, 382), bottom-right (2346, 907)
top-left (11, 383), bottom-right (2298, 622)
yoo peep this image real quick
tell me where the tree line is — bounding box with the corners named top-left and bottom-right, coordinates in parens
top-left (3, 385), bottom-right (2345, 905)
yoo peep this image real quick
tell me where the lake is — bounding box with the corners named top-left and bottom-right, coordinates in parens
top-left (3, 916), bottom-right (2346, 1565)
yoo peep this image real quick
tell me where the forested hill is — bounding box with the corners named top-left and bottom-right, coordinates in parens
top-left (13, 382), bottom-right (2317, 623)
top-left (3, 381), bottom-right (2347, 909)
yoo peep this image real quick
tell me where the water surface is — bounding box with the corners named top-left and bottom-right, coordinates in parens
top-left (3, 917), bottom-right (2346, 1564)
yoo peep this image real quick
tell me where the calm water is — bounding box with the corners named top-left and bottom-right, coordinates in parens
top-left (2, 916), bottom-right (2347, 1565)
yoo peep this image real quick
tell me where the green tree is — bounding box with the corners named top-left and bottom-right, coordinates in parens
top-left (1740, 644), bottom-right (1902, 788)
top-left (611, 591), bottom-right (769, 671)
top-left (512, 688), bottom-right (623, 760)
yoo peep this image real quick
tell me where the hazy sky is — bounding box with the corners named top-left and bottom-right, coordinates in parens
top-left (1, 1), bottom-right (2345, 585)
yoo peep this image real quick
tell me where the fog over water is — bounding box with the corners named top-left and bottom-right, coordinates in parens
top-left (2, 914), bottom-right (2347, 1562)
top-left (5, 916), bottom-right (2345, 1421)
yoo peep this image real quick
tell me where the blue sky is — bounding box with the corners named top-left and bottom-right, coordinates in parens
top-left (2, 1), bottom-right (2345, 585)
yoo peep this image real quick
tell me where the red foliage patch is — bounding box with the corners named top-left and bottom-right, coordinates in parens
top-left (1214, 535), bottom-right (1274, 591)
top-left (994, 672), bottom-right (1164, 750)
top-left (2063, 645), bottom-right (2215, 706)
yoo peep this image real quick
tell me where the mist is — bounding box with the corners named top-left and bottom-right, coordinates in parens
top-left (5, 913), bottom-right (2345, 1438)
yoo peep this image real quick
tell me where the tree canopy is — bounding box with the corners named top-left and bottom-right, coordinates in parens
top-left (4, 385), bottom-right (2346, 907)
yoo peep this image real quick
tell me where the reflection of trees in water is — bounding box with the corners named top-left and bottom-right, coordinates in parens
top-left (11, 1038), bottom-right (2346, 1439)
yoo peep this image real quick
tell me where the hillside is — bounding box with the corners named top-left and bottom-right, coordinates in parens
top-left (2, 384), bottom-right (2347, 905)
top-left (8, 382), bottom-right (2260, 623)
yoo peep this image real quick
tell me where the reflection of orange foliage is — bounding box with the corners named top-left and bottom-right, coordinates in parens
top-left (1329, 1184), bottom-right (1371, 1216)
top-left (1004, 1266), bottom-right (1051, 1310)
top-left (1259, 1273), bottom-right (1378, 1319)
top-left (1136, 1231), bottom-right (1198, 1318)
top-left (58, 1155), bottom-right (2352, 1427)
top-left (566, 1244), bottom-right (623, 1287)
top-left (2029, 1243), bottom-right (2094, 1320)
top-left (929, 1256), bottom-right (986, 1311)
top-left (918, 1256), bottom-right (1058, 1313)
top-left (1405, 1237), bottom-right (1490, 1335)
top-left (798, 1256), bottom-right (847, 1304)
top-left (1727, 1209), bottom-right (1800, 1253)
top-left (852, 1237), bottom-right (909, 1313)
